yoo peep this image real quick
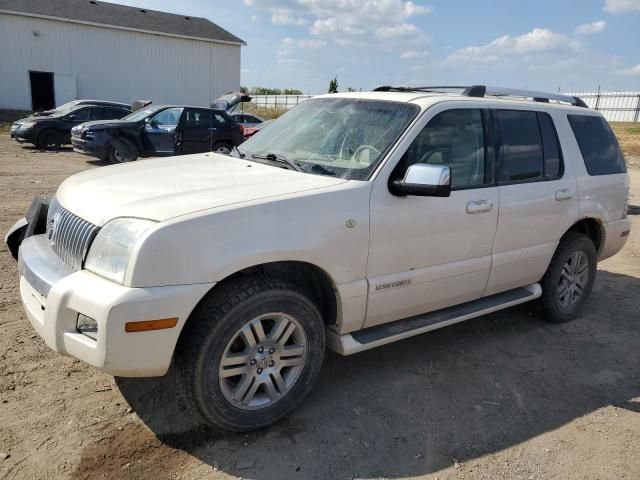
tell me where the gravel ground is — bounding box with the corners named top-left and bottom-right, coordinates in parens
top-left (0, 135), bottom-right (639, 480)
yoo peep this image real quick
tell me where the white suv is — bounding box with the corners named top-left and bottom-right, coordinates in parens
top-left (10, 86), bottom-right (630, 431)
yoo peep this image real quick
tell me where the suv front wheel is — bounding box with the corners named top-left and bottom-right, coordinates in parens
top-left (540, 232), bottom-right (597, 322)
top-left (176, 276), bottom-right (325, 431)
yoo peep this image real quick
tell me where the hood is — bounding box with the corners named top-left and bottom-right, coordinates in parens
top-left (56, 154), bottom-right (346, 226)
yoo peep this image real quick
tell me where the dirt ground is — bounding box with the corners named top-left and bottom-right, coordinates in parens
top-left (0, 134), bottom-right (639, 480)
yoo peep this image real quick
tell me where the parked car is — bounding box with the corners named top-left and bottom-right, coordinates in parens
top-left (30, 99), bottom-right (131, 118)
top-left (11, 102), bottom-right (131, 150)
top-left (230, 112), bottom-right (265, 129)
top-left (7, 86), bottom-right (630, 432)
top-left (242, 119), bottom-right (273, 140)
top-left (71, 105), bottom-right (243, 162)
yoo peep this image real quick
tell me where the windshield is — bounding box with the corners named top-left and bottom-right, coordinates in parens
top-left (237, 98), bottom-right (418, 180)
top-left (123, 106), bottom-right (163, 122)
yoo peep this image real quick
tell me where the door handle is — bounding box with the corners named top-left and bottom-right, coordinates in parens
top-left (555, 189), bottom-right (573, 201)
top-left (466, 200), bottom-right (493, 214)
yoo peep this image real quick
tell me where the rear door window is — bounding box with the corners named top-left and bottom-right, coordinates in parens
top-left (567, 114), bottom-right (626, 175)
top-left (495, 110), bottom-right (544, 183)
top-left (184, 108), bottom-right (212, 128)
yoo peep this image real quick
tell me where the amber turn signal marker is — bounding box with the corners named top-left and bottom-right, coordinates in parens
top-left (620, 230), bottom-right (630, 238)
top-left (125, 317), bottom-right (178, 333)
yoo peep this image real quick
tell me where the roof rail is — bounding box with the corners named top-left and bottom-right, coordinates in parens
top-left (372, 85), bottom-right (588, 108)
top-left (482, 86), bottom-right (588, 108)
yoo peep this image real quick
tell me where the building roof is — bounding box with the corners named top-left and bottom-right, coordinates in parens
top-left (0, 0), bottom-right (245, 45)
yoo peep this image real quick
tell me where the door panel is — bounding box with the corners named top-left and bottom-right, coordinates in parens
top-left (145, 107), bottom-right (183, 154)
top-left (181, 108), bottom-right (213, 154)
top-left (365, 106), bottom-right (499, 328)
top-left (486, 109), bottom-right (579, 295)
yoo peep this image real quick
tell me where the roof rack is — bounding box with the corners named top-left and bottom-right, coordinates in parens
top-left (372, 85), bottom-right (588, 108)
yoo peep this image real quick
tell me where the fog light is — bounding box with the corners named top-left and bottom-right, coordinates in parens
top-left (77, 314), bottom-right (98, 340)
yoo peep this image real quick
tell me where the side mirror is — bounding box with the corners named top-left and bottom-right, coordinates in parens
top-left (390, 164), bottom-right (451, 197)
top-left (147, 118), bottom-right (158, 129)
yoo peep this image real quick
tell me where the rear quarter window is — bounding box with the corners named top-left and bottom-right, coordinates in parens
top-left (567, 115), bottom-right (626, 175)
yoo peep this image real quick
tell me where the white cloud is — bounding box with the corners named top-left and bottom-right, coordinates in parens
top-left (375, 23), bottom-right (419, 39)
top-left (619, 64), bottom-right (640, 75)
top-left (446, 28), bottom-right (580, 64)
top-left (277, 57), bottom-right (305, 64)
top-left (250, 14), bottom-right (258, 23)
top-left (401, 51), bottom-right (429, 59)
top-left (604, 0), bottom-right (640, 13)
top-left (244, 0), bottom-right (431, 47)
top-left (298, 38), bottom-right (327, 48)
top-left (271, 9), bottom-right (307, 26)
top-left (575, 20), bottom-right (607, 34)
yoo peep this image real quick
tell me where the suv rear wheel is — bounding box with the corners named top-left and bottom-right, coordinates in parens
top-left (540, 232), bottom-right (597, 322)
top-left (213, 142), bottom-right (232, 154)
top-left (176, 276), bottom-right (325, 432)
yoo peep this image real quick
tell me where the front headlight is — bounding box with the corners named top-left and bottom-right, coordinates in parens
top-left (21, 121), bottom-right (36, 129)
top-left (85, 218), bottom-right (156, 284)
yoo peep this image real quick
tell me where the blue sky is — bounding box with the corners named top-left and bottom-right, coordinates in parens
top-left (107, 0), bottom-right (640, 94)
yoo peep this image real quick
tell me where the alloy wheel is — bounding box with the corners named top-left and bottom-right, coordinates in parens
top-left (218, 313), bottom-right (307, 410)
top-left (557, 250), bottom-right (589, 308)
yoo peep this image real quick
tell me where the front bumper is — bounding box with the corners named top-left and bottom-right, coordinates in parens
top-left (11, 127), bottom-right (38, 144)
top-left (18, 234), bottom-right (214, 377)
top-left (71, 136), bottom-right (107, 158)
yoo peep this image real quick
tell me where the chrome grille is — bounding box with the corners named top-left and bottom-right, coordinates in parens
top-left (46, 198), bottom-right (100, 271)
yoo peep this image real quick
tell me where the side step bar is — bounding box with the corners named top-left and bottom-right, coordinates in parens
top-left (327, 284), bottom-right (542, 355)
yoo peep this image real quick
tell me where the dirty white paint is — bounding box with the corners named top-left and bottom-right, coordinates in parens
top-left (0, 12), bottom-right (242, 110)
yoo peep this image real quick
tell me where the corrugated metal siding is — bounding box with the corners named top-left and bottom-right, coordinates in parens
top-left (0, 13), bottom-right (241, 110)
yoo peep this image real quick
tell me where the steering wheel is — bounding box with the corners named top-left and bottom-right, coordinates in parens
top-left (351, 144), bottom-right (381, 165)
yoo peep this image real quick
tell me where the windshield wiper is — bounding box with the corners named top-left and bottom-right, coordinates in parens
top-left (310, 164), bottom-right (336, 176)
top-left (250, 152), bottom-right (303, 172)
top-left (230, 145), bottom-right (245, 158)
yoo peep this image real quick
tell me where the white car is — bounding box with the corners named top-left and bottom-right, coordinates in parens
top-left (10, 86), bottom-right (630, 432)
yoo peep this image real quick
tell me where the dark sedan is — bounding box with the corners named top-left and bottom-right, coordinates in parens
top-left (71, 105), bottom-right (243, 163)
top-left (11, 102), bottom-right (131, 150)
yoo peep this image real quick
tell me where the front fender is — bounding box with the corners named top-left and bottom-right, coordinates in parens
top-left (126, 184), bottom-right (371, 288)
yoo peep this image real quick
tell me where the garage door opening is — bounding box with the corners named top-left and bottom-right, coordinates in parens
top-left (29, 71), bottom-right (55, 111)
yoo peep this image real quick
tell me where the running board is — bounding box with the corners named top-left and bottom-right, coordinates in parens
top-left (327, 284), bottom-right (542, 355)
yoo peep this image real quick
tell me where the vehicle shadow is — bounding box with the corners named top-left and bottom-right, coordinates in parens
top-left (20, 145), bottom-right (74, 154)
top-left (116, 269), bottom-right (640, 479)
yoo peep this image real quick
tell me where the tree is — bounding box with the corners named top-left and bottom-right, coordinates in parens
top-left (328, 76), bottom-right (339, 93)
top-left (347, 87), bottom-right (356, 92)
top-left (240, 86), bottom-right (248, 94)
top-left (283, 89), bottom-right (303, 95)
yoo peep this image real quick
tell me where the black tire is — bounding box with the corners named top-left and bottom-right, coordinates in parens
top-left (176, 276), bottom-right (325, 432)
top-left (37, 129), bottom-right (62, 150)
top-left (540, 232), bottom-right (597, 323)
top-left (213, 141), bottom-right (232, 154)
top-left (108, 138), bottom-right (139, 163)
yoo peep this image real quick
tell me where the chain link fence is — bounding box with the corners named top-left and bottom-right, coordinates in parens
top-left (564, 90), bottom-right (640, 122)
top-left (243, 91), bottom-right (640, 122)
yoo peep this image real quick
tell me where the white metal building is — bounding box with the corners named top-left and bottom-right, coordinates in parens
top-left (0, 0), bottom-right (245, 111)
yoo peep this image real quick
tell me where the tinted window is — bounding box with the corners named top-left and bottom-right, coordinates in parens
top-left (568, 115), bottom-right (626, 175)
top-left (538, 113), bottom-right (563, 179)
top-left (65, 108), bottom-right (91, 121)
top-left (496, 110), bottom-right (543, 182)
top-left (212, 113), bottom-right (229, 125)
top-left (401, 109), bottom-right (486, 188)
top-left (185, 109), bottom-right (211, 128)
top-left (101, 107), bottom-right (129, 119)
